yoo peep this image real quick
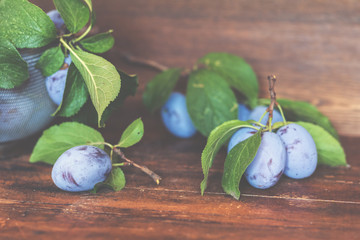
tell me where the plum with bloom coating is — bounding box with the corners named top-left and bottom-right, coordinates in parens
top-left (238, 103), bottom-right (250, 121)
top-left (45, 56), bottom-right (72, 106)
top-left (161, 92), bottom-right (196, 138)
top-left (227, 127), bottom-right (256, 153)
top-left (228, 129), bottom-right (286, 189)
top-left (244, 132), bottom-right (286, 189)
top-left (277, 123), bottom-right (317, 179)
top-left (52, 145), bottom-right (112, 192)
top-left (249, 105), bottom-right (283, 125)
top-left (47, 10), bottom-right (64, 29)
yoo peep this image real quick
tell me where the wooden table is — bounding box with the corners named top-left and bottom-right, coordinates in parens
top-left (1, 76), bottom-right (359, 239)
top-left (1, 0), bottom-right (360, 239)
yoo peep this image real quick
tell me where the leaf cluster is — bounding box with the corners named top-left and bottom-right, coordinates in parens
top-left (0, 0), bottom-right (129, 127)
top-left (143, 53), bottom-right (258, 136)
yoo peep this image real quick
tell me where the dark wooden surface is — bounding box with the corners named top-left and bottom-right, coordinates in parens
top-left (1, 1), bottom-right (360, 239)
top-left (1, 107), bottom-right (360, 239)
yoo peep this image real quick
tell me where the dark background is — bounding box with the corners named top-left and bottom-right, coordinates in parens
top-left (32, 0), bottom-right (360, 136)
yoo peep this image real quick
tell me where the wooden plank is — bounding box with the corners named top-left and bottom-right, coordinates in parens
top-left (0, 109), bottom-right (359, 239)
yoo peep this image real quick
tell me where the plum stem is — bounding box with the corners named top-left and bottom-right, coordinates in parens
top-left (112, 162), bottom-right (131, 167)
top-left (257, 110), bottom-right (268, 126)
top-left (267, 75), bottom-right (277, 132)
top-left (72, 5), bottom-right (93, 43)
top-left (113, 147), bottom-right (162, 185)
top-left (277, 103), bottom-right (287, 125)
top-left (120, 52), bottom-right (191, 77)
top-left (122, 53), bottom-right (169, 72)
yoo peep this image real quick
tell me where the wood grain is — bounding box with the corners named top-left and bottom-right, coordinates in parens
top-left (1, 98), bottom-right (360, 239)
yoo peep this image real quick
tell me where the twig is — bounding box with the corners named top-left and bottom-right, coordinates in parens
top-left (113, 147), bottom-right (162, 185)
top-left (121, 52), bottom-right (169, 72)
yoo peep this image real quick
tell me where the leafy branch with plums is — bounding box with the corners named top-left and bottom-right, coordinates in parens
top-left (0, 0), bottom-right (347, 199)
top-left (142, 52), bottom-right (347, 200)
top-left (0, 0), bottom-right (160, 192)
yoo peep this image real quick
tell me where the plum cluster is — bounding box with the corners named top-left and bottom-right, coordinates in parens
top-left (161, 94), bottom-right (317, 189)
top-left (228, 122), bottom-right (317, 189)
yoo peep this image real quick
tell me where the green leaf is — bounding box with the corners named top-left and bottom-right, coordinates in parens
top-left (143, 68), bottom-right (182, 113)
top-left (0, 0), bottom-right (57, 48)
top-left (80, 31), bottom-right (114, 54)
top-left (187, 69), bottom-right (238, 137)
top-left (92, 167), bottom-right (126, 193)
top-left (69, 49), bottom-right (121, 127)
top-left (296, 122), bottom-right (347, 166)
top-left (222, 131), bottom-right (261, 200)
top-left (53, 0), bottom-right (90, 33)
top-left (200, 120), bottom-right (253, 195)
top-left (199, 52), bottom-right (258, 108)
top-left (30, 122), bottom-right (104, 165)
top-left (36, 46), bottom-right (65, 76)
top-left (0, 38), bottom-right (28, 89)
top-left (53, 63), bottom-right (89, 117)
top-left (71, 69), bottom-right (138, 127)
top-left (259, 98), bottom-right (339, 139)
top-left (117, 118), bottom-right (144, 148)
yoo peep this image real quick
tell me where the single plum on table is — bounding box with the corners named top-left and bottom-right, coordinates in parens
top-left (161, 92), bottom-right (196, 138)
top-left (51, 145), bottom-right (112, 192)
top-left (277, 123), bottom-right (317, 179)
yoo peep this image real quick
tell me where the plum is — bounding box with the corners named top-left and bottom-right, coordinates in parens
top-left (245, 132), bottom-right (286, 189)
top-left (248, 106), bottom-right (283, 125)
top-left (277, 123), bottom-right (317, 179)
top-left (238, 103), bottom-right (250, 121)
top-left (227, 129), bottom-right (286, 189)
top-left (227, 127), bottom-right (256, 153)
top-left (47, 10), bottom-right (64, 29)
top-left (45, 56), bottom-right (72, 106)
top-left (51, 145), bottom-right (112, 192)
top-left (161, 92), bottom-right (196, 138)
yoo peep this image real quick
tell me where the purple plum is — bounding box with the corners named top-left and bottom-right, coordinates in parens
top-left (45, 56), bottom-right (72, 105)
top-left (161, 92), bottom-right (196, 138)
top-left (47, 10), bottom-right (64, 29)
top-left (249, 106), bottom-right (283, 125)
top-left (238, 103), bottom-right (250, 121)
top-left (277, 123), bottom-right (317, 179)
top-left (245, 132), bottom-right (286, 189)
top-left (51, 145), bottom-right (112, 192)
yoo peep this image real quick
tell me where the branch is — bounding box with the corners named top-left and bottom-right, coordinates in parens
top-left (121, 53), bottom-right (169, 72)
top-left (267, 75), bottom-right (277, 129)
top-left (113, 147), bottom-right (161, 185)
